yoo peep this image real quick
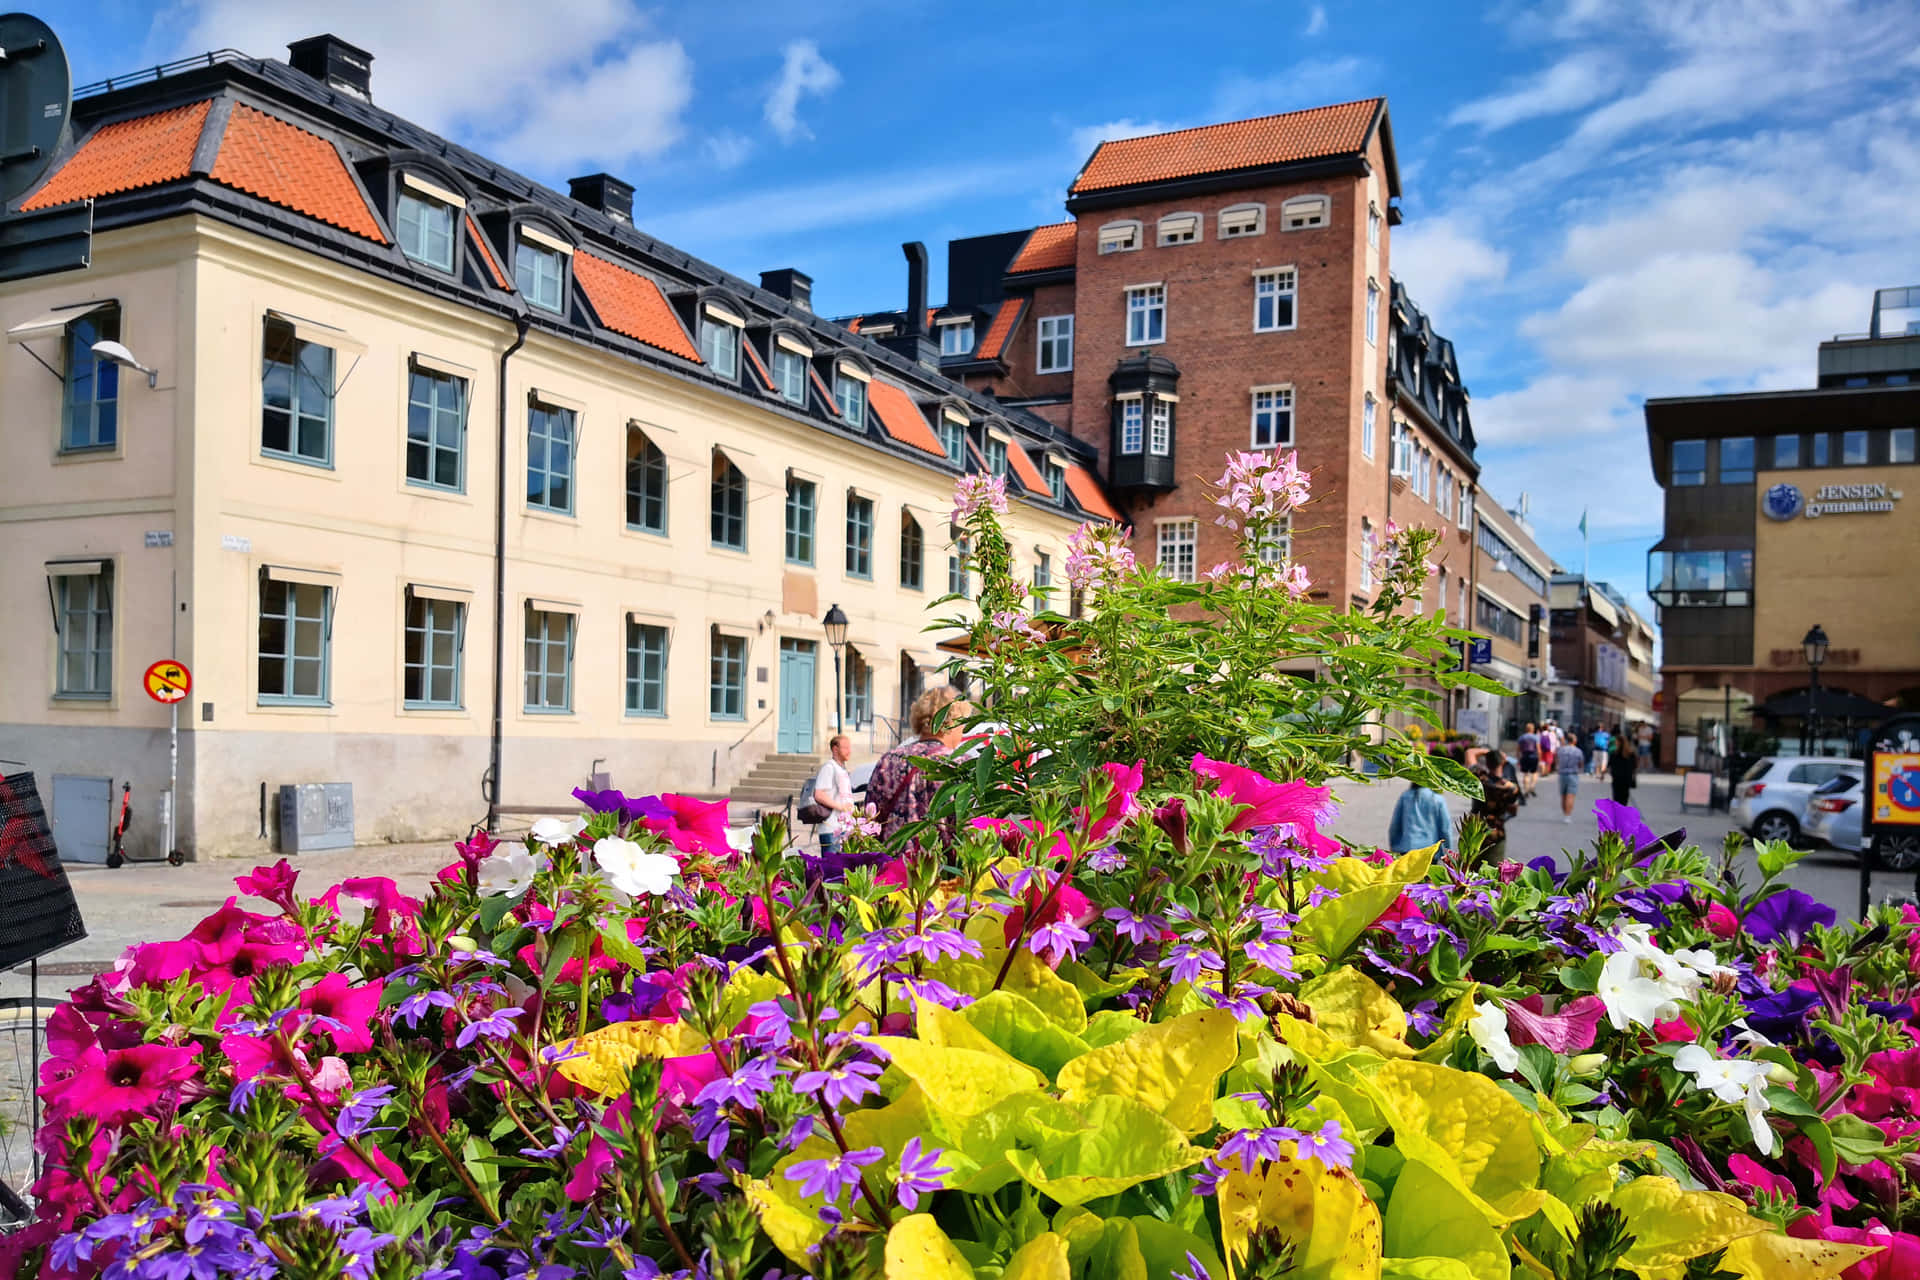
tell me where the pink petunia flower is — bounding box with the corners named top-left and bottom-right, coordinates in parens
top-left (1502, 995), bottom-right (1606, 1053)
top-left (234, 859), bottom-right (300, 913)
top-left (299, 972), bottom-right (386, 1054)
top-left (44, 1042), bottom-right (201, 1125)
top-left (1191, 754), bottom-right (1339, 842)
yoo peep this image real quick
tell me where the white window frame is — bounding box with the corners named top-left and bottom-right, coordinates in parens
top-left (1125, 284), bottom-right (1166, 346)
top-left (1256, 515), bottom-right (1292, 564)
top-left (700, 309), bottom-right (741, 381)
top-left (1362, 392), bottom-right (1376, 460)
top-left (1219, 203), bottom-right (1265, 238)
top-left (396, 186), bottom-right (457, 272)
top-left (834, 364), bottom-right (868, 428)
top-left (1157, 519), bottom-right (1197, 583)
top-left (1367, 202), bottom-right (1381, 248)
top-left (1097, 220), bottom-right (1141, 254)
top-left (1149, 399), bottom-right (1172, 456)
top-left (1037, 314), bottom-right (1073, 373)
top-left (1156, 212), bottom-right (1200, 246)
top-left (1281, 195), bottom-right (1330, 231)
top-left (1365, 279), bottom-right (1379, 346)
top-left (1457, 480), bottom-right (1472, 529)
top-left (1253, 268), bottom-right (1296, 333)
top-left (1250, 385), bottom-right (1293, 450)
top-left (771, 345), bottom-right (807, 404)
top-left (937, 318), bottom-right (974, 356)
top-left (1119, 398), bottom-right (1144, 455)
top-left (514, 239), bottom-right (566, 313)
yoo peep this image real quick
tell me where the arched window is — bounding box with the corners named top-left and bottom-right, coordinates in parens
top-left (626, 427), bottom-right (667, 534)
top-left (710, 451), bottom-right (746, 549)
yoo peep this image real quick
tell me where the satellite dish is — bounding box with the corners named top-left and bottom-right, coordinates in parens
top-left (0, 13), bottom-right (72, 205)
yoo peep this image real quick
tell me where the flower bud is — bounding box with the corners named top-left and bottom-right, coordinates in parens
top-left (1567, 1053), bottom-right (1609, 1078)
top-left (448, 934), bottom-right (477, 952)
top-left (1766, 1063), bottom-right (1797, 1086)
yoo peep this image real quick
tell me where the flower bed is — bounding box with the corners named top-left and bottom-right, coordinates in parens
top-left (5, 771), bottom-right (1917, 1280)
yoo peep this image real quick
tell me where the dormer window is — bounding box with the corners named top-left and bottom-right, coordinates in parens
top-left (699, 302), bottom-right (744, 381)
top-left (834, 360), bottom-right (869, 428)
top-left (983, 429), bottom-right (1009, 478)
top-left (860, 322), bottom-right (897, 338)
top-left (772, 332), bottom-right (811, 404)
top-left (1157, 213), bottom-right (1199, 246)
top-left (1281, 196), bottom-right (1330, 231)
top-left (514, 226), bottom-right (571, 313)
top-left (1045, 455), bottom-right (1068, 504)
top-left (1219, 203), bottom-right (1265, 238)
top-left (938, 319), bottom-right (974, 356)
top-left (1097, 220), bottom-right (1141, 254)
top-left (939, 408), bottom-right (967, 466)
top-left (396, 175), bottom-right (461, 272)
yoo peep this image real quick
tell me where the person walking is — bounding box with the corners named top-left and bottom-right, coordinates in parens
top-left (1516, 722), bottom-right (1541, 803)
top-left (810, 734), bottom-right (856, 855)
top-left (1591, 725), bottom-right (1612, 780)
top-left (1471, 749), bottom-right (1522, 861)
top-left (1555, 730), bottom-right (1586, 822)
top-left (1389, 779), bottom-right (1454, 855)
top-left (1609, 732), bottom-right (1638, 808)
top-left (868, 686), bottom-right (973, 841)
top-left (1541, 722), bottom-right (1558, 775)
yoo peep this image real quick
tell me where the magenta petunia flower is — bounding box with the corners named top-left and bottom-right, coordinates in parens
top-left (233, 859), bottom-right (300, 913)
top-left (1080, 760), bottom-right (1145, 844)
top-left (48, 1042), bottom-right (201, 1125)
top-left (298, 973), bottom-right (385, 1054)
top-left (1501, 995), bottom-right (1606, 1054)
top-left (1192, 754), bottom-right (1338, 840)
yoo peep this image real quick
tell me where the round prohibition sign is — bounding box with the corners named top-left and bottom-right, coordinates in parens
top-left (1891, 768), bottom-right (1920, 813)
top-left (143, 659), bottom-right (192, 705)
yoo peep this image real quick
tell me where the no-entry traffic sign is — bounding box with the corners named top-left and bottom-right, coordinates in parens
top-left (143, 659), bottom-right (192, 704)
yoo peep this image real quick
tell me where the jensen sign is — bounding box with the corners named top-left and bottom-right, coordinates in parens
top-left (1762, 481), bottom-right (1903, 521)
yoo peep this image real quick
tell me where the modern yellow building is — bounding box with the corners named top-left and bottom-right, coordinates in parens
top-left (0, 37), bottom-right (1113, 861)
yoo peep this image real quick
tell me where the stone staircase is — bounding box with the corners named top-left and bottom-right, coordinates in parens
top-left (726, 753), bottom-right (822, 822)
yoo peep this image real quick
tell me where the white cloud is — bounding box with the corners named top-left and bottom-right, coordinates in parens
top-left (1068, 117), bottom-right (1179, 162)
top-left (702, 131), bottom-right (754, 171)
top-left (1469, 374), bottom-right (1636, 449)
top-left (167, 0), bottom-right (692, 173)
top-left (1303, 4), bottom-right (1327, 36)
top-left (1447, 52), bottom-right (1621, 132)
top-left (1391, 216), bottom-right (1510, 317)
top-left (642, 161), bottom-right (1034, 247)
top-left (1212, 57), bottom-right (1372, 119)
top-left (763, 39), bottom-right (841, 143)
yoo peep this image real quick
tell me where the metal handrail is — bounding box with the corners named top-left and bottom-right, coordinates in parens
top-left (728, 708), bottom-right (776, 752)
top-left (74, 50), bottom-right (252, 98)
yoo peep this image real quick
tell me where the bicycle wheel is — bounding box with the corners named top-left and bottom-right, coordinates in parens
top-left (0, 997), bottom-right (55, 1226)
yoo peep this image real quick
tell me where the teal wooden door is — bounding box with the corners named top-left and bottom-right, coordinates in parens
top-left (777, 640), bottom-right (816, 754)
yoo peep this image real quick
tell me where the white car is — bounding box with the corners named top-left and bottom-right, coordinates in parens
top-left (1731, 756), bottom-right (1863, 845)
top-left (1805, 773), bottom-right (1920, 870)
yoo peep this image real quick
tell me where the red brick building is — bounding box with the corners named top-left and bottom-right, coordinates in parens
top-left (845, 101), bottom-right (1479, 610)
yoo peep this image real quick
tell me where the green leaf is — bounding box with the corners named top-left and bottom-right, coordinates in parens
top-left (1607, 1176), bottom-right (1770, 1272)
top-left (1004, 1096), bottom-right (1201, 1207)
top-left (865, 1036), bottom-right (1046, 1122)
top-left (1754, 842), bottom-right (1805, 880)
top-left (1082, 1010), bottom-right (1146, 1050)
top-left (1129, 1216), bottom-right (1225, 1280)
top-left (1827, 1112), bottom-right (1893, 1166)
top-left (1514, 1044), bottom-right (1556, 1097)
top-left (1082, 1217), bottom-right (1149, 1280)
top-left (1799, 1116), bottom-right (1838, 1188)
top-left (460, 1135), bottom-right (501, 1203)
top-left (1379, 1261), bottom-right (1476, 1280)
top-left (960, 991), bottom-right (1091, 1080)
top-left (477, 892), bottom-right (519, 933)
top-left (1383, 1157), bottom-right (1508, 1280)
top-left (956, 1092), bottom-right (1087, 1194)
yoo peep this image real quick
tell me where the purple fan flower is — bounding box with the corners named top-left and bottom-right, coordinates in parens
top-left (455, 1006), bottom-right (525, 1048)
top-left (338, 1226), bottom-right (396, 1279)
top-left (1359, 945), bottom-right (1419, 984)
top-left (894, 1137), bottom-right (951, 1210)
top-left (1304, 884), bottom-right (1340, 908)
top-left (886, 974), bottom-right (974, 1010)
top-left (1407, 1000), bottom-right (1441, 1037)
top-left (1294, 1120), bottom-right (1355, 1170)
top-left (1218, 1125), bottom-right (1299, 1170)
top-left (1244, 938), bottom-right (1298, 980)
top-left (1382, 916), bottom-right (1454, 957)
top-left (335, 1084), bottom-right (396, 1139)
top-left (520, 1124), bottom-right (573, 1160)
top-left (1200, 981), bottom-right (1272, 1020)
top-left (794, 1059), bottom-right (883, 1108)
top-left (1105, 907), bottom-right (1165, 945)
top-left (1174, 1252), bottom-right (1212, 1280)
top-left (899, 928), bottom-right (981, 962)
top-left (695, 1057), bottom-right (777, 1111)
top-left (1161, 943), bottom-right (1224, 985)
top-left (785, 1146), bottom-right (883, 1204)
top-left (1743, 889), bottom-right (1836, 946)
top-left (1030, 919), bottom-right (1091, 966)
top-left (394, 988), bottom-right (459, 1028)
top-left (1086, 845), bottom-right (1128, 872)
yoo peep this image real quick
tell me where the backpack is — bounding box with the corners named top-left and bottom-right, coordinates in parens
top-left (795, 768), bottom-right (831, 825)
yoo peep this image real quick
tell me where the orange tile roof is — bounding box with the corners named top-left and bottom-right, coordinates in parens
top-left (573, 251), bottom-right (701, 362)
top-left (1064, 464), bottom-right (1121, 522)
top-left (975, 298), bottom-right (1023, 361)
top-left (21, 100), bottom-right (212, 211)
top-left (1070, 100), bottom-right (1381, 194)
top-left (741, 339), bottom-right (777, 393)
top-left (210, 104), bottom-right (386, 241)
top-left (467, 213), bottom-right (510, 290)
top-left (1004, 435), bottom-right (1050, 494)
top-left (867, 379), bottom-right (947, 459)
top-left (845, 316), bottom-right (864, 334)
top-left (1006, 222), bottom-right (1076, 274)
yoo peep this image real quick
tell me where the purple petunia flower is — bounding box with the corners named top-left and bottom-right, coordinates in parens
top-left (794, 1059), bottom-right (883, 1108)
top-left (894, 1137), bottom-right (951, 1210)
top-left (455, 1006), bottom-right (525, 1048)
top-left (1743, 889), bottom-right (1836, 947)
top-left (1593, 798), bottom-right (1660, 853)
top-left (785, 1146), bottom-right (883, 1205)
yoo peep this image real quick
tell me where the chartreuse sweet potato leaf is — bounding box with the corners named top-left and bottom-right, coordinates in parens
top-left (1130, 1216), bottom-right (1225, 1280)
top-left (1217, 1158), bottom-right (1383, 1280)
top-left (1607, 1176), bottom-right (1770, 1272)
top-left (1058, 956), bottom-right (1147, 1001)
top-left (1269, 1018), bottom-right (1390, 1140)
top-left (916, 997), bottom-right (1033, 1065)
top-left (746, 1171), bottom-right (830, 1266)
top-left (866, 1037), bottom-right (1046, 1120)
top-left (938, 953), bottom-right (1089, 1034)
top-left (1003, 1095), bottom-right (1202, 1206)
top-left (1360, 1060), bottom-right (1543, 1225)
top-left (1083, 1009), bottom-right (1147, 1049)
top-left (957, 1091), bottom-right (1088, 1194)
top-left (885, 1213), bottom-right (977, 1279)
top-left (842, 1084), bottom-right (982, 1185)
top-left (1082, 1216), bottom-right (1150, 1280)
top-left (1294, 847), bottom-right (1435, 958)
top-left (553, 1020), bottom-right (710, 1094)
top-left (1382, 1158), bottom-right (1506, 1280)
top-left (1717, 1227), bottom-right (1882, 1279)
top-left (1001, 1231), bottom-right (1071, 1280)
top-left (1377, 1261), bottom-right (1474, 1280)
top-left (1301, 967), bottom-right (1414, 1058)
top-left (1541, 1132), bottom-right (1649, 1212)
top-left (1056, 1008), bottom-right (1237, 1134)
top-left (961, 990), bottom-right (1091, 1080)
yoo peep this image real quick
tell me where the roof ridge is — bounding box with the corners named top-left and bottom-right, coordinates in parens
top-left (1086, 98), bottom-right (1384, 150)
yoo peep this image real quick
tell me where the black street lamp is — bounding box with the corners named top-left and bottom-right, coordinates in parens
top-left (823, 603), bottom-right (849, 735)
top-left (1803, 624), bottom-right (1829, 756)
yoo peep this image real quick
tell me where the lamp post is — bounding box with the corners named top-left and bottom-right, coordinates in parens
top-left (1803, 624), bottom-right (1829, 756)
top-left (823, 603), bottom-right (849, 735)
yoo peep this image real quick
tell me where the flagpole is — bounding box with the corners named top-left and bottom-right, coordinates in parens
top-left (1580, 508), bottom-right (1590, 582)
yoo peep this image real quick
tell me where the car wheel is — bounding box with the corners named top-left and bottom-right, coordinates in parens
top-left (1752, 812), bottom-right (1799, 845)
top-left (1878, 834), bottom-right (1920, 872)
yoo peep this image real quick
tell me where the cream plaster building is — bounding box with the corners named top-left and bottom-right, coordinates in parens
top-left (1, 38), bottom-right (1113, 861)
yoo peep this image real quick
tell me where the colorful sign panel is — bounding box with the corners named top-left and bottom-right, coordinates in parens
top-left (1872, 753), bottom-right (1920, 828)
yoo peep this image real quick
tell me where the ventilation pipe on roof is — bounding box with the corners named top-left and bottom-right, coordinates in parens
top-left (568, 173), bottom-right (634, 225)
top-left (760, 268), bottom-right (813, 313)
top-left (903, 242), bottom-right (929, 337)
top-left (287, 35), bottom-right (374, 101)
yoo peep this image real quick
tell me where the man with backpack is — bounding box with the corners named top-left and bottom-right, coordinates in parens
top-left (804, 734), bottom-right (856, 853)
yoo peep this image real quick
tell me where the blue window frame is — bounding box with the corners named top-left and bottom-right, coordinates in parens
top-left (261, 317), bottom-right (334, 465)
top-left (846, 493), bottom-right (874, 578)
top-left (627, 428), bottom-right (667, 533)
top-left (835, 371), bottom-right (867, 428)
top-left (515, 240), bottom-right (565, 312)
top-left (259, 576), bottom-right (332, 704)
top-left (712, 452), bottom-right (747, 549)
top-left (710, 629), bottom-right (746, 720)
top-left (403, 592), bottom-right (463, 708)
top-left (52, 564), bottom-right (112, 698)
top-left (626, 620), bottom-right (668, 716)
top-left (785, 475), bottom-right (816, 565)
top-left (527, 401), bottom-right (575, 514)
top-left (407, 364), bottom-right (466, 490)
top-left (773, 346), bottom-right (807, 404)
top-left (524, 606), bottom-right (574, 713)
top-left (62, 305), bottom-right (119, 452)
top-left (396, 189), bottom-right (456, 271)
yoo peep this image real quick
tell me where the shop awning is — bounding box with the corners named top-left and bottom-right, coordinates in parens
top-left (1758, 687), bottom-right (1896, 721)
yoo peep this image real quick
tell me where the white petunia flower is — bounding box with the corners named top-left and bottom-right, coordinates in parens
top-left (476, 842), bottom-right (544, 897)
top-left (1597, 950), bottom-right (1680, 1031)
top-left (529, 815), bottom-right (588, 847)
top-left (1745, 1076), bottom-right (1777, 1156)
top-left (1468, 1000), bottom-right (1520, 1072)
top-left (593, 836), bottom-right (679, 898)
top-left (1673, 1043), bottom-right (1770, 1105)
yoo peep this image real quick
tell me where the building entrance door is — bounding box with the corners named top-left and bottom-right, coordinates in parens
top-left (777, 640), bottom-right (816, 754)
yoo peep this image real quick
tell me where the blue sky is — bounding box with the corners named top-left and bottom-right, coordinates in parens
top-left (39, 0), bottom-right (1920, 624)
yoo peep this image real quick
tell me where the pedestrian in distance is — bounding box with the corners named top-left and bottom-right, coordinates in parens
top-left (1389, 777), bottom-right (1454, 855)
top-left (868, 686), bottom-right (973, 842)
top-left (1470, 749), bottom-right (1522, 862)
top-left (1610, 736), bottom-right (1638, 808)
top-left (1541, 722), bottom-right (1558, 774)
top-left (1516, 721), bottom-right (1541, 802)
top-left (1556, 730), bottom-right (1586, 822)
top-left (1591, 725), bottom-right (1612, 780)
top-left (810, 734), bottom-right (856, 855)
